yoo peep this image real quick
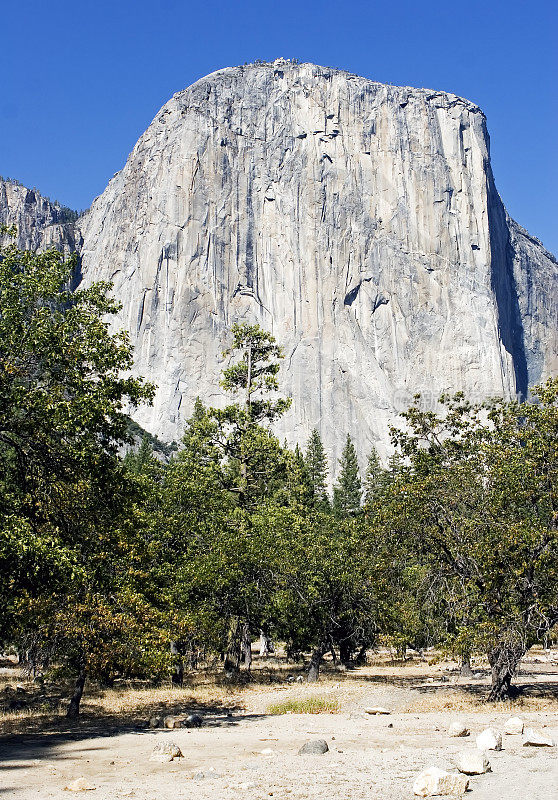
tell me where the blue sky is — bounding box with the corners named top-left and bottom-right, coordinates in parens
top-left (2, 0), bottom-right (556, 253)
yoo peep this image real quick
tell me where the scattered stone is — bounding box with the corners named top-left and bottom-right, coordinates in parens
top-left (163, 715), bottom-right (181, 729)
top-left (455, 750), bottom-right (491, 775)
top-left (296, 675), bottom-right (304, 683)
top-left (448, 720), bottom-right (470, 738)
top-left (364, 706), bottom-right (390, 715)
top-left (504, 716), bottom-right (524, 735)
top-left (286, 675), bottom-right (295, 683)
top-left (149, 741), bottom-right (183, 762)
top-left (184, 713), bottom-right (203, 728)
top-left (298, 739), bottom-right (329, 755)
top-left (148, 715), bottom-right (162, 728)
top-left (476, 728), bottom-right (502, 751)
top-left (522, 729), bottom-right (556, 747)
top-left (64, 778), bottom-right (96, 791)
top-left (413, 767), bottom-right (469, 797)
top-left (260, 748), bottom-right (275, 755)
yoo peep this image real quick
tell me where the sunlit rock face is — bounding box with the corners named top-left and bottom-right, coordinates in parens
top-left (0, 179), bottom-right (80, 254)
top-left (4, 62), bottom-right (556, 467)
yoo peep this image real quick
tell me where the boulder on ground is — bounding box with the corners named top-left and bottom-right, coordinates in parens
top-left (64, 777), bottom-right (96, 791)
top-left (455, 750), bottom-right (491, 775)
top-left (413, 767), bottom-right (469, 796)
top-left (364, 706), bottom-right (390, 715)
top-left (163, 715), bottom-right (181, 729)
top-left (504, 716), bottom-right (524, 735)
top-left (184, 713), bottom-right (203, 728)
top-left (522, 729), bottom-right (555, 747)
top-left (448, 720), bottom-right (469, 737)
top-left (298, 739), bottom-right (329, 755)
top-left (148, 715), bottom-right (162, 728)
top-left (476, 727), bottom-right (502, 751)
top-left (149, 741), bottom-right (183, 762)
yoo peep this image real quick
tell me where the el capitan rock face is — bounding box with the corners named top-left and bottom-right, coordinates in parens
top-left (3, 62), bottom-right (557, 464)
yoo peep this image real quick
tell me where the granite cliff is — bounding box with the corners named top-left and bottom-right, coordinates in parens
top-left (2, 62), bottom-right (557, 465)
top-left (0, 179), bottom-right (80, 254)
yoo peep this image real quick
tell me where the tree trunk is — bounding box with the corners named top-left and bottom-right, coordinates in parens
top-left (170, 641), bottom-right (184, 686)
top-left (487, 640), bottom-right (525, 701)
top-left (259, 630), bottom-right (274, 656)
top-left (355, 645), bottom-right (368, 665)
top-left (224, 617), bottom-right (242, 676)
top-left (67, 665), bottom-right (87, 719)
top-left (459, 653), bottom-right (474, 678)
top-left (241, 622), bottom-right (252, 671)
top-left (307, 642), bottom-right (327, 682)
top-left (339, 640), bottom-right (353, 666)
top-left (328, 635), bottom-right (338, 667)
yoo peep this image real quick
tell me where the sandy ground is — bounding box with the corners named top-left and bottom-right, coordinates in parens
top-left (1, 657), bottom-right (557, 799)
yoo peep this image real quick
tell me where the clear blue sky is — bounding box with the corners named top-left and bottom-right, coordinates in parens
top-left (2, 0), bottom-right (556, 253)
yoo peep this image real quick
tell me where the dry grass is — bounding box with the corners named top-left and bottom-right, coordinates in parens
top-left (267, 695), bottom-right (342, 715)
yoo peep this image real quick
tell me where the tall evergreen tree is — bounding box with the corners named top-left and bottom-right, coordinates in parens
top-left (363, 445), bottom-right (386, 506)
top-left (332, 434), bottom-right (362, 517)
top-left (304, 428), bottom-right (330, 508)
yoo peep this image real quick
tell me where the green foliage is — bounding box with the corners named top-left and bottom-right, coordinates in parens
top-left (332, 434), bottom-right (362, 517)
top-left (304, 429), bottom-right (330, 509)
top-left (386, 381), bottom-right (558, 698)
top-left (0, 242), bottom-right (163, 710)
top-left (363, 445), bottom-right (387, 506)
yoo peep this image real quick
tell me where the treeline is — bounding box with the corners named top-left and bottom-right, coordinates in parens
top-left (1, 242), bottom-right (557, 717)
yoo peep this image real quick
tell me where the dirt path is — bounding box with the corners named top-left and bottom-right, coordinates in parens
top-left (2, 677), bottom-right (557, 799)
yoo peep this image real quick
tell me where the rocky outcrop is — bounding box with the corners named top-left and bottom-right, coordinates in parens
top-left (3, 62), bottom-right (557, 466)
top-left (0, 178), bottom-right (80, 254)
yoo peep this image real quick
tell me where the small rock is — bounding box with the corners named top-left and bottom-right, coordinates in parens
top-left (455, 750), bottom-right (491, 775)
top-left (149, 741), bottom-right (183, 762)
top-left (64, 777), bottom-right (96, 791)
top-left (504, 716), bottom-right (524, 735)
top-left (448, 720), bottom-right (469, 738)
top-left (413, 767), bottom-right (469, 797)
top-left (295, 675), bottom-right (304, 683)
top-left (476, 727), bottom-right (502, 751)
top-left (298, 739), bottom-right (329, 755)
top-left (163, 715), bottom-right (181, 729)
top-left (364, 706), bottom-right (390, 715)
top-left (184, 713), bottom-right (203, 728)
top-left (260, 748), bottom-right (275, 755)
top-left (148, 715), bottom-right (162, 728)
top-left (522, 729), bottom-right (555, 747)
top-left (286, 675), bottom-right (295, 683)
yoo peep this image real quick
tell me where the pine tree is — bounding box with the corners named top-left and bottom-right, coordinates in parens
top-left (363, 445), bottom-right (386, 506)
top-left (304, 429), bottom-right (330, 509)
top-left (332, 434), bottom-right (362, 517)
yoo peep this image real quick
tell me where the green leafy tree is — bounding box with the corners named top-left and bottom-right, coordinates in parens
top-left (389, 382), bottom-right (558, 700)
top-left (0, 241), bottom-right (159, 716)
top-left (332, 434), bottom-right (362, 517)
